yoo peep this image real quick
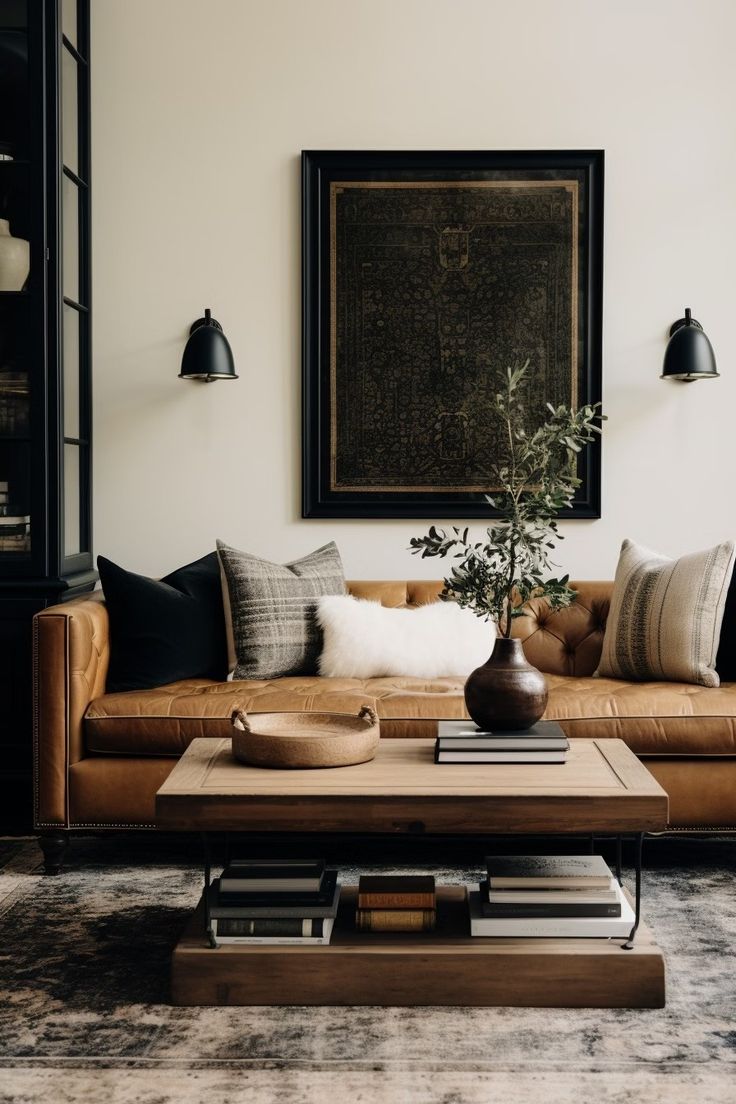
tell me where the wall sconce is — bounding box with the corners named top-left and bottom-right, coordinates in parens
top-left (179, 308), bottom-right (238, 382)
top-left (661, 308), bottom-right (718, 382)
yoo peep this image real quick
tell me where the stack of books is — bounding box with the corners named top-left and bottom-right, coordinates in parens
top-left (0, 481), bottom-right (30, 553)
top-left (468, 855), bottom-right (635, 938)
top-left (435, 720), bottom-right (569, 764)
top-left (208, 858), bottom-right (340, 946)
top-left (356, 875), bottom-right (436, 932)
top-left (0, 521), bottom-right (30, 552)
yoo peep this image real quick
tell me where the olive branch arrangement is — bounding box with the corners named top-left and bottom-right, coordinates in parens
top-left (409, 361), bottom-right (604, 637)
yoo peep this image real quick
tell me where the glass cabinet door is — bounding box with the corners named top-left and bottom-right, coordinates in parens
top-left (60, 0), bottom-right (90, 565)
top-left (0, 0), bottom-right (31, 559)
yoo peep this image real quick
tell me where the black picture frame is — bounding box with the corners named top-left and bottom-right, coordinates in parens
top-left (302, 150), bottom-right (604, 519)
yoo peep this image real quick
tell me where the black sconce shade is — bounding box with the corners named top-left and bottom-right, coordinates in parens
top-left (179, 308), bottom-right (238, 381)
top-left (661, 308), bottom-right (718, 382)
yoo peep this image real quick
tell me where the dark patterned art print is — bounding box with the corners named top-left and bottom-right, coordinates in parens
top-left (302, 151), bottom-right (603, 519)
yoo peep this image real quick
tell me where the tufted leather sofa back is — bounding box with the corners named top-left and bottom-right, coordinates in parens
top-left (346, 580), bottom-right (613, 678)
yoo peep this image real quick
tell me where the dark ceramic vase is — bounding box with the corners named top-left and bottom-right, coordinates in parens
top-left (464, 636), bottom-right (548, 732)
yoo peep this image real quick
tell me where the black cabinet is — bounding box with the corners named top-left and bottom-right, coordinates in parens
top-left (0, 0), bottom-right (94, 831)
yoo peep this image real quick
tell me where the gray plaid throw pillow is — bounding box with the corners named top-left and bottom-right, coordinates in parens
top-left (217, 540), bottom-right (345, 679)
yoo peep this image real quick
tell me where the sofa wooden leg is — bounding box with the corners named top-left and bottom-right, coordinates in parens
top-left (38, 832), bottom-right (69, 875)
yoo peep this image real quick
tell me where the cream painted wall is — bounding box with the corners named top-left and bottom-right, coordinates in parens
top-left (91, 0), bottom-right (736, 581)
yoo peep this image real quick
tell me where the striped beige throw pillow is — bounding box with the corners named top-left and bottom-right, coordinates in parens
top-left (596, 539), bottom-right (735, 687)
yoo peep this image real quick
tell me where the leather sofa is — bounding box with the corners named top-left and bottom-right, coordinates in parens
top-left (33, 579), bottom-right (736, 869)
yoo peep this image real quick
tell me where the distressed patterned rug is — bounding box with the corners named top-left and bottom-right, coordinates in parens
top-left (0, 835), bottom-right (734, 1104)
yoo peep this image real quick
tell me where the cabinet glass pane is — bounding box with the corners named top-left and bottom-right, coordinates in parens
top-left (1, 2), bottom-right (27, 30)
top-left (0, 307), bottom-right (29, 437)
top-left (0, 13), bottom-right (29, 160)
top-left (64, 443), bottom-right (80, 556)
top-left (0, 370), bottom-right (29, 437)
top-left (62, 303), bottom-right (79, 438)
top-left (62, 173), bottom-right (79, 302)
top-left (0, 442), bottom-right (31, 554)
top-left (62, 0), bottom-right (77, 47)
top-left (61, 45), bottom-right (78, 176)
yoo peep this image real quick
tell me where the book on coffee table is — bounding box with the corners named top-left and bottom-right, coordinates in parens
top-left (219, 858), bottom-right (325, 894)
top-left (435, 721), bottom-right (569, 763)
top-left (477, 879), bottom-right (621, 918)
top-left (468, 883), bottom-right (634, 938)
top-left (485, 884), bottom-right (619, 904)
top-left (357, 875), bottom-right (436, 910)
top-left (212, 916), bottom-right (335, 945)
top-left (436, 748), bottom-right (567, 763)
top-left (485, 855), bottom-right (613, 889)
top-left (438, 720), bottom-right (568, 747)
top-left (216, 869), bottom-right (338, 908)
top-left (356, 875), bottom-right (437, 932)
top-left (356, 909), bottom-right (436, 932)
top-left (208, 874), bottom-right (340, 918)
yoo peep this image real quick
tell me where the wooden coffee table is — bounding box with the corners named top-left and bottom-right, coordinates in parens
top-left (157, 737), bottom-right (668, 1008)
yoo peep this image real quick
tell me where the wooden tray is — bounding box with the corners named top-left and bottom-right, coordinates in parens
top-left (231, 706), bottom-right (380, 769)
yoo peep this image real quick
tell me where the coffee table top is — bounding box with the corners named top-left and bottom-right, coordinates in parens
top-left (156, 737), bottom-right (668, 834)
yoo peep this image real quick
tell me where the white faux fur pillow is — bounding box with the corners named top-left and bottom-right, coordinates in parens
top-left (316, 595), bottom-right (495, 678)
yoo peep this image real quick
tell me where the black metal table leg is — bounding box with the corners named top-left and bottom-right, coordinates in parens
top-left (615, 835), bottom-right (623, 886)
top-left (622, 832), bottom-right (643, 950)
top-left (201, 831), bottom-right (217, 948)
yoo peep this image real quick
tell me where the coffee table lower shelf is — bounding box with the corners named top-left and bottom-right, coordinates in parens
top-left (171, 886), bottom-right (665, 1008)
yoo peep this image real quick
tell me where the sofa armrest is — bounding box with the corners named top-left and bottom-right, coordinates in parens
top-left (33, 592), bottom-right (109, 828)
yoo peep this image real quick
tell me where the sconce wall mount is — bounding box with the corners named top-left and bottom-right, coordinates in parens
top-left (661, 308), bottom-right (718, 382)
top-left (179, 307), bottom-right (238, 382)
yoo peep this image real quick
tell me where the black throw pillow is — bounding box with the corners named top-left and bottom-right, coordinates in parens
top-left (716, 572), bottom-right (736, 682)
top-left (97, 553), bottom-right (228, 692)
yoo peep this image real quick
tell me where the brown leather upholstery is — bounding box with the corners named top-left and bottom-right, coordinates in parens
top-left (512, 582), bottom-right (611, 677)
top-left (33, 592), bottom-right (109, 827)
top-left (644, 759), bottom-right (736, 829)
top-left (63, 751), bottom-right (736, 833)
top-left (85, 681), bottom-right (384, 754)
top-left (33, 579), bottom-right (736, 831)
top-left (347, 580), bottom-right (445, 609)
top-left (85, 672), bottom-right (736, 757)
top-left (69, 758), bottom-right (173, 828)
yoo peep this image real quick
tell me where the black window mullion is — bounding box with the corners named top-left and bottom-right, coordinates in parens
top-left (60, 0), bottom-right (92, 567)
top-left (62, 164), bottom-right (87, 189)
top-left (62, 295), bottom-right (88, 312)
top-left (76, 0), bottom-right (91, 558)
top-left (61, 35), bottom-right (87, 66)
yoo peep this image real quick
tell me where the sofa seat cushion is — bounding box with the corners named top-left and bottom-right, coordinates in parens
top-left (546, 675), bottom-right (736, 754)
top-left (84, 674), bottom-right (736, 757)
top-left (84, 676), bottom-right (467, 756)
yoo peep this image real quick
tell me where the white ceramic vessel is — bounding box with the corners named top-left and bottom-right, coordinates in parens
top-left (0, 219), bottom-right (30, 291)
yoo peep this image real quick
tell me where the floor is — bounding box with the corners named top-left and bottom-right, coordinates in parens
top-left (0, 835), bottom-right (734, 1104)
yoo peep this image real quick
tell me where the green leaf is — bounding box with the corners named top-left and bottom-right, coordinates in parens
top-left (409, 359), bottom-right (602, 626)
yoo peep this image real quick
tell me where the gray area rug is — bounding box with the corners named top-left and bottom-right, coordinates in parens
top-left (0, 835), bottom-right (734, 1104)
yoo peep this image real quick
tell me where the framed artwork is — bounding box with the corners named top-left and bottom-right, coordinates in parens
top-left (302, 150), bottom-right (603, 519)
